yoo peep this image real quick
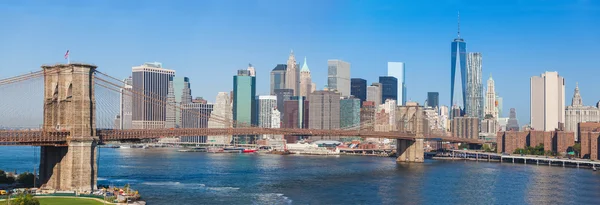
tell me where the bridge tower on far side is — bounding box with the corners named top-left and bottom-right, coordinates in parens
top-left (39, 63), bottom-right (99, 191)
top-left (396, 103), bottom-right (425, 163)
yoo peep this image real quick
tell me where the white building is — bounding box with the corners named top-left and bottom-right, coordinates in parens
top-left (119, 77), bottom-right (133, 129)
top-left (387, 62), bottom-right (406, 105)
top-left (257, 95), bottom-right (278, 128)
top-left (131, 62), bottom-right (175, 129)
top-left (439, 105), bottom-right (449, 132)
top-left (565, 83), bottom-right (600, 141)
top-left (367, 83), bottom-right (382, 105)
top-left (207, 92), bottom-right (233, 144)
top-left (327, 59), bottom-right (351, 96)
top-left (485, 74), bottom-right (497, 118)
top-left (530, 71), bottom-right (565, 131)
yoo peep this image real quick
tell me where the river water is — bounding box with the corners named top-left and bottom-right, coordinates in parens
top-left (0, 146), bottom-right (598, 204)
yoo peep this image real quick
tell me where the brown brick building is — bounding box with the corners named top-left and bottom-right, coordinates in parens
top-left (579, 122), bottom-right (600, 160)
top-left (497, 131), bottom-right (575, 155)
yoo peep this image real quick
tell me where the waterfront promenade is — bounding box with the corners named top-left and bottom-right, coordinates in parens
top-left (443, 150), bottom-right (600, 169)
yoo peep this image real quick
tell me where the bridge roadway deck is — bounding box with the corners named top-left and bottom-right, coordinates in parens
top-left (0, 128), bottom-right (483, 145)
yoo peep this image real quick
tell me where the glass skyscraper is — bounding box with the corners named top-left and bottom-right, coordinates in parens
top-left (465, 52), bottom-right (483, 119)
top-left (427, 92), bottom-right (439, 108)
top-left (270, 64), bottom-right (287, 95)
top-left (387, 62), bottom-right (406, 105)
top-left (379, 76), bottom-right (398, 103)
top-left (450, 14), bottom-right (467, 117)
top-left (350, 78), bottom-right (367, 106)
top-left (233, 69), bottom-right (257, 144)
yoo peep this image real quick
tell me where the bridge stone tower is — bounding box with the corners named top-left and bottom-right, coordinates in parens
top-left (396, 104), bottom-right (425, 163)
top-left (39, 63), bottom-right (98, 191)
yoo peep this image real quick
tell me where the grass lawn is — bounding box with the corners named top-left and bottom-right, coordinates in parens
top-left (37, 197), bottom-right (105, 205)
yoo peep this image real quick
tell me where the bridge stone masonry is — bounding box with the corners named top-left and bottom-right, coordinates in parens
top-left (0, 62), bottom-right (487, 192)
top-left (39, 63), bottom-right (98, 192)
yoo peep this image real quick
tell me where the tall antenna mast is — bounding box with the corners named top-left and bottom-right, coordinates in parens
top-left (457, 11), bottom-right (461, 38)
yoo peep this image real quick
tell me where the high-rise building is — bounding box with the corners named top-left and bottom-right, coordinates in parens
top-left (360, 101), bottom-right (376, 131)
top-left (485, 74), bottom-right (497, 118)
top-left (257, 95), bottom-right (278, 128)
top-left (439, 105), bottom-right (449, 132)
top-left (233, 69), bottom-right (257, 144)
top-left (350, 78), bottom-right (367, 106)
top-left (180, 102), bottom-right (213, 143)
top-left (427, 92), bottom-right (439, 108)
top-left (379, 76), bottom-right (398, 103)
top-left (506, 108), bottom-right (520, 131)
top-left (274, 88), bottom-right (294, 121)
top-left (530, 71), bottom-right (565, 131)
top-left (367, 83), bottom-right (382, 106)
top-left (285, 50), bottom-right (299, 95)
top-left (270, 64), bottom-right (287, 95)
top-left (119, 77), bottom-right (133, 130)
top-left (565, 83), bottom-right (600, 141)
top-left (132, 62), bottom-right (175, 129)
top-left (309, 90), bottom-right (341, 140)
top-left (377, 99), bottom-right (397, 132)
top-left (387, 62), bottom-right (406, 105)
top-left (283, 96), bottom-right (309, 143)
top-left (327, 59), bottom-right (351, 96)
top-left (496, 95), bottom-right (503, 118)
top-left (166, 77), bottom-right (192, 128)
top-left (207, 92), bottom-right (232, 144)
top-left (247, 64), bottom-right (256, 77)
top-left (450, 13), bottom-right (467, 115)
top-left (299, 57), bottom-right (313, 97)
top-left (340, 96), bottom-right (361, 129)
top-left (465, 52), bottom-right (483, 120)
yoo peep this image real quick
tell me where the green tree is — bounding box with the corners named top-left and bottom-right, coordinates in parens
top-left (12, 194), bottom-right (40, 205)
top-left (0, 170), bottom-right (15, 184)
top-left (573, 143), bottom-right (581, 156)
top-left (17, 172), bottom-right (35, 188)
top-left (458, 144), bottom-right (468, 150)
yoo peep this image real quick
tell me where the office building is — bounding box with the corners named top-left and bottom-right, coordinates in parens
top-left (530, 71), bottom-right (565, 131)
top-left (451, 117), bottom-right (479, 139)
top-left (439, 105), bottom-right (450, 132)
top-left (180, 102), bottom-right (213, 143)
top-left (285, 50), bottom-right (299, 95)
top-left (387, 62), bottom-right (406, 105)
top-left (270, 64), bottom-right (287, 95)
top-left (367, 83), bottom-right (382, 106)
top-left (340, 97), bottom-right (361, 129)
top-left (283, 96), bottom-right (309, 143)
top-left (274, 88), bottom-right (294, 121)
top-left (327, 59), bottom-right (351, 96)
top-left (565, 84), bottom-right (600, 141)
top-left (233, 69), bottom-right (257, 127)
top-left (465, 52), bottom-right (483, 119)
top-left (485, 74), bottom-right (497, 118)
top-left (376, 99), bottom-right (397, 132)
top-left (360, 101), bottom-right (376, 131)
top-left (207, 92), bottom-right (233, 144)
top-left (299, 57), bottom-right (313, 97)
top-left (379, 76), bottom-right (398, 103)
top-left (506, 108), bottom-right (520, 131)
top-left (309, 90), bottom-right (341, 140)
top-left (351, 78), bottom-right (367, 106)
top-left (257, 95), bottom-right (278, 128)
top-left (496, 95), bottom-right (503, 118)
top-left (119, 77), bottom-right (133, 130)
top-left (427, 92), bottom-right (439, 108)
top-left (166, 77), bottom-right (193, 128)
top-left (450, 13), bottom-right (467, 115)
top-left (132, 62), bottom-right (175, 129)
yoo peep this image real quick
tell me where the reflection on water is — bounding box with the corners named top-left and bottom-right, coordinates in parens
top-left (0, 146), bottom-right (599, 204)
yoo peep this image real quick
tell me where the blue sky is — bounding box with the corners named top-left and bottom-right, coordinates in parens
top-left (1, 0), bottom-right (599, 125)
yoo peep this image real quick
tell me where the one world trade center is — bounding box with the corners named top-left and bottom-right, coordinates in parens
top-left (450, 12), bottom-right (466, 118)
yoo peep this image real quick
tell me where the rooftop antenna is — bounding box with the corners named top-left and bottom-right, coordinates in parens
top-left (457, 11), bottom-right (461, 38)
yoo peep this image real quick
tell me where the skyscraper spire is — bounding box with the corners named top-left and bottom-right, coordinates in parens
top-left (572, 82), bottom-right (583, 106)
top-left (457, 11), bottom-right (461, 38)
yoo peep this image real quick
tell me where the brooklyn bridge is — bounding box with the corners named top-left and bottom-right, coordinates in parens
top-left (0, 63), bottom-right (483, 192)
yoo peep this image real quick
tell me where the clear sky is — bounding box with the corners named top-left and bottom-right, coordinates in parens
top-left (1, 0), bottom-right (599, 125)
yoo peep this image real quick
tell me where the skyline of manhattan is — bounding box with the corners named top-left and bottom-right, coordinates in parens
top-left (1, 0), bottom-right (599, 125)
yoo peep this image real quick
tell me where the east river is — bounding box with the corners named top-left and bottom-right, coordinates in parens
top-left (0, 146), bottom-right (599, 204)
